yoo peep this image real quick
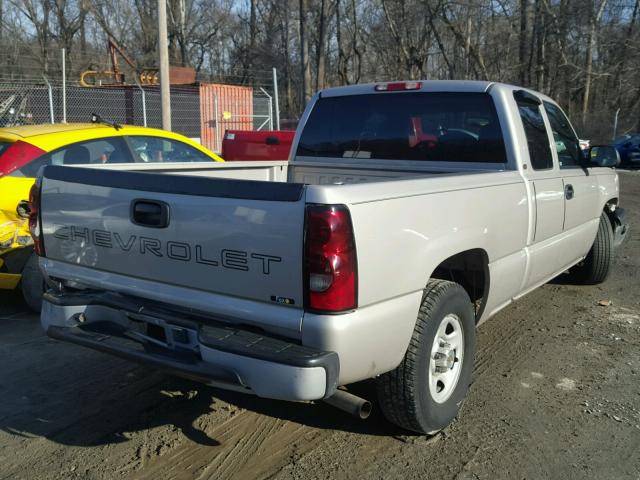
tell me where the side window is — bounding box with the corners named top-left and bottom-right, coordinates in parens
top-left (127, 136), bottom-right (211, 163)
top-left (543, 102), bottom-right (581, 168)
top-left (515, 99), bottom-right (553, 170)
top-left (18, 137), bottom-right (132, 176)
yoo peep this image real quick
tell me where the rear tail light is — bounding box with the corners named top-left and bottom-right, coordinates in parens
top-left (304, 205), bottom-right (357, 313)
top-left (374, 81), bottom-right (422, 92)
top-left (28, 180), bottom-right (45, 256)
top-left (0, 140), bottom-right (46, 176)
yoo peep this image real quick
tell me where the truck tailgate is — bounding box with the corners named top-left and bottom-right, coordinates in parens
top-left (39, 166), bottom-right (306, 313)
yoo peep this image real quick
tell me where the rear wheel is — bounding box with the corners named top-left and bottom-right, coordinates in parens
top-left (571, 212), bottom-right (614, 285)
top-left (376, 279), bottom-right (476, 434)
top-left (21, 253), bottom-right (45, 312)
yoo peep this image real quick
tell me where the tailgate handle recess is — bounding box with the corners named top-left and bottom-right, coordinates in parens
top-left (131, 199), bottom-right (170, 228)
top-left (265, 136), bottom-right (280, 145)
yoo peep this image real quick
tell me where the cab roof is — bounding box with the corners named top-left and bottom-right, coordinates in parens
top-left (319, 80), bottom-right (496, 98)
top-left (318, 80), bottom-right (556, 104)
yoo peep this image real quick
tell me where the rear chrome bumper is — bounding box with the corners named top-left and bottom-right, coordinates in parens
top-left (41, 290), bottom-right (339, 401)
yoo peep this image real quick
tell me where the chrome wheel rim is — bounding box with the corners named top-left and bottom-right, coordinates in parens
top-left (429, 313), bottom-right (464, 404)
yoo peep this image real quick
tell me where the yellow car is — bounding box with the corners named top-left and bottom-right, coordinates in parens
top-left (0, 122), bottom-right (223, 311)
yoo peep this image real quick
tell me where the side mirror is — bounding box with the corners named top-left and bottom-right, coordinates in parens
top-left (588, 145), bottom-right (620, 168)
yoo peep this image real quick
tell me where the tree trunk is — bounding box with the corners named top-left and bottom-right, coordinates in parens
top-left (465, 13), bottom-right (471, 79)
top-left (582, 0), bottom-right (608, 125)
top-left (299, 0), bottom-right (311, 106)
top-left (519, 0), bottom-right (528, 85)
top-left (249, 0), bottom-right (257, 68)
top-left (315, 0), bottom-right (328, 91)
top-left (534, 0), bottom-right (546, 91)
top-left (336, 0), bottom-right (347, 84)
top-left (179, 0), bottom-right (187, 66)
top-left (278, 2), bottom-right (292, 118)
top-left (613, 0), bottom-right (639, 108)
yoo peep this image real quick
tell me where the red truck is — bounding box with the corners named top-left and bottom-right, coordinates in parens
top-left (221, 130), bottom-right (295, 161)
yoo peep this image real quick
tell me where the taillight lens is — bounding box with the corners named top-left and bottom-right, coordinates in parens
top-left (28, 180), bottom-right (45, 256)
top-left (0, 140), bottom-right (46, 176)
top-left (304, 205), bottom-right (357, 313)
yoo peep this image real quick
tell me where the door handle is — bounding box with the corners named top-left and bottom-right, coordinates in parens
top-left (565, 184), bottom-right (574, 200)
top-left (131, 199), bottom-right (170, 228)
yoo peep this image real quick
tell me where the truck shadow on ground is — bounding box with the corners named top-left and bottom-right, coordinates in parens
top-left (0, 293), bottom-right (404, 450)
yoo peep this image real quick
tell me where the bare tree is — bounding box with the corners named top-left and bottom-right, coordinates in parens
top-left (518, 0), bottom-right (528, 84)
top-left (0, 0), bottom-right (638, 131)
top-left (582, 0), bottom-right (608, 124)
top-left (315, 0), bottom-right (329, 91)
top-left (10, 0), bottom-right (52, 72)
top-left (299, 0), bottom-right (311, 104)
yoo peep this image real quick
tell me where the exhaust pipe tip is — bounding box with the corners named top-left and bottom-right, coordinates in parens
top-left (358, 399), bottom-right (373, 419)
top-left (323, 389), bottom-right (372, 419)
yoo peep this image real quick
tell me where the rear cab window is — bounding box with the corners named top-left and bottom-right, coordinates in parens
top-left (296, 92), bottom-right (507, 163)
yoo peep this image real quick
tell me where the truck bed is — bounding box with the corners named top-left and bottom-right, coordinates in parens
top-left (86, 159), bottom-right (496, 186)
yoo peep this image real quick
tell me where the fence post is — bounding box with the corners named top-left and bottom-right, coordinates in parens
top-left (612, 108), bottom-right (620, 140)
top-left (259, 88), bottom-right (272, 131)
top-left (272, 67), bottom-right (280, 130)
top-left (61, 48), bottom-right (67, 123)
top-left (43, 76), bottom-right (55, 123)
top-left (136, 80), bottom-right (147, 127)
top-left (214, 94), bottom-right (220, 152)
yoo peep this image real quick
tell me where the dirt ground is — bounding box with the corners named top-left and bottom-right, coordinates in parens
top-left (1, 172), bottom-right (639, 480)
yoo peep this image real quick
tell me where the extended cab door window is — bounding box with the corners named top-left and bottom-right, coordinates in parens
top-left (543, 101), bottom-right (600, 233)
top-left (127, 136), bottom-right (211, 163)
top-left (543, 102), bottom-right (581, 168)
top-left (514, 100), bottom-right (553, 170)
top-left (513, 91), bottom-right (565, 260)
top-left (17, 137), bottom-right (132, 177)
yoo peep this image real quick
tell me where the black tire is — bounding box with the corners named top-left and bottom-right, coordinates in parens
top-left (376, 279), bottom-right (476, 434)
top-left (20, 253), bottom-right (45, 313)
top-left (571, 212), bottom-right (614, 285)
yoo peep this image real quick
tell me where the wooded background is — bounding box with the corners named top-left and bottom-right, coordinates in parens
top-left (1, 0), bottom-right (639, 141)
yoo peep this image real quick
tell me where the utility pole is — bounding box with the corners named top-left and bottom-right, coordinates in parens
top-left (158, 0), bottom-right (171, 130)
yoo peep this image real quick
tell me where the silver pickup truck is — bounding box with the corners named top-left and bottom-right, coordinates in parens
top-left (33, 81), bottom-right (628, 434)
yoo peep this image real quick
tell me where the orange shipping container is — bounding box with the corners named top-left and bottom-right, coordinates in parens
top-left (199, 83), bottom-right (254, 153)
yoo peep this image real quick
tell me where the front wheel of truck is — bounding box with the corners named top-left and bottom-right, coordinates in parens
top-left (376, 279), bottom-right (476, 434)
top-left (21, 253), bottom-right (45, 313)
top-left (570, 212), bottom-right (614, 285)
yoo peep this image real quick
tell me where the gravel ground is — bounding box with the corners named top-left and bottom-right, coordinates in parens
top-left (0, 171), bottom-right (639, 480)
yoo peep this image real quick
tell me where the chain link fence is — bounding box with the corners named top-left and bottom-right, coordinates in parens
top-left (0, 50), bottom-right (280, 154)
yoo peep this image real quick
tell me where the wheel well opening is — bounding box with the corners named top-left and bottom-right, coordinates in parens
top-left (604, 198), bottom-right (619, 231)
top-left (431, 249), bottom-right (489, 322)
